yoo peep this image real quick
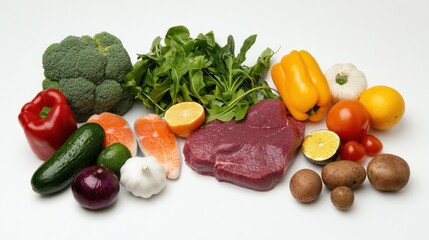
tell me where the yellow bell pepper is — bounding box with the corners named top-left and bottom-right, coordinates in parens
top-left (271, 50), bottom-right (331, 122)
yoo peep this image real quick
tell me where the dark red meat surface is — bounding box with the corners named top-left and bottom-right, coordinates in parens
top-left (183, 99), bottom-right (305, 191)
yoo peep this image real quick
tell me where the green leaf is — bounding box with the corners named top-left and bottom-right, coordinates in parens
top-left (199, 94), bottom-right (218, 106)
top-left (235, 34), bottom-right (257, 66)
top-left (220, 37), bottom-right (234, 59)
top-left (214, 84), bottom-right (223, 100)
top-left (227, 35), bottom-right (235, 55)
top-left (169, 39), bottom-right (186, 62)
top-left (180, 83), bottom-right (193, 102)
top-left (234, 102), bottom-right (249, 121)
top-left (190, 55), bottom-right (211, 70)
top-left (156, 60), bottom-right (171, 77)
top-left (222, 92), bottom-right (234, 102)
top-left (196, 31), bottom-right (216, 48)
top-left (150, 36), bottom-right (162, 54)
top-left (150, 77), bottom-right (171, 103)
top-left (128, 26), bottom-right (276, 123)
top-left (190, 70), bottom-right (205, 97)
top-left (249, 47), bottom-right (274, 78)
top-left (125, 59), bottom-right (149, 86)
top-left (165, 25), bottom-right (190, 45)
top-left (169, 68), bottom-right (182, 105)
top-left (176, 60), bottom-right (191, 77)
top-left (144, 69), bottom-right (155, 87)
top-left (206, 104), bottom-right (236, 122)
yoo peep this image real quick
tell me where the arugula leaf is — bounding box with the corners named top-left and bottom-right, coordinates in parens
top-left (125, 25), bottom-right (277, 123)
top-left (235, 34), bottom-right (257, 67)
top-left (189, 70), bottom-right (205, 98)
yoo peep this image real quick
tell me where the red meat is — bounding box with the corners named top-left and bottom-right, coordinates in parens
top-left (183, 99), bottom-right (305, 191)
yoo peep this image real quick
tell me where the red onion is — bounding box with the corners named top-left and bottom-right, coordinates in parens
top-left (72, 166), bottom-right (120, 210)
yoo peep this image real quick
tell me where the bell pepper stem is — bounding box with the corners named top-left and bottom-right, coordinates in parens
top-left (336, 73), bottom-right (348, 85)
top-left (39, 107), bottom-right (51, 119)
top-left (306, 105), bottom-right (320, 116)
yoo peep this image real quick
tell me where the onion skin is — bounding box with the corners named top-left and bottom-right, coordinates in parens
top-left (72, 166), bottom-right (120, 210)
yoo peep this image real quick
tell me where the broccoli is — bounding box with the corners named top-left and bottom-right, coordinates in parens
top-left (41, 32), bottom-right (135, 122)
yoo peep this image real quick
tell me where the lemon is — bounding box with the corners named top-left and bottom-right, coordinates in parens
top-left (165, 102), bottom-right (205, 138)
top-left (359, 85), bottom-right (405, 130)
top-left (301, 130), bottom-right (341, 166)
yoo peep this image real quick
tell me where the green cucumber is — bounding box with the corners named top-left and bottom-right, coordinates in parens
top-left (31, 123), bottom-right (105, 195)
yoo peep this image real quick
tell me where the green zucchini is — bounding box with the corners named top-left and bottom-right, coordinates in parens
top-left (31, 123), bottom-right (105, 195)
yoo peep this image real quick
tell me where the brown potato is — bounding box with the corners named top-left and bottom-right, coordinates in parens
top-left (331, 186), bottom-right (355, 210)
top-left (321, 160), bottom-right (366, 190)
top-left (331, 186), bottom-right (354, 211)
top-left (367, 154), bottom-right (410, 191)
top-left (289, 169), bottom-right (322, 203)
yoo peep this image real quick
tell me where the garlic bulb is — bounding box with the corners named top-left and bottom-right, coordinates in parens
top-left (120, 156), bottom-right (167, 198)
top-left (324, 63), bottom-right (367, 103)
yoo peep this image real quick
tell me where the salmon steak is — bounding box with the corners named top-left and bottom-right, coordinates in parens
top-left (87, 112), bottom-right (137, 156)
top-left (134, 114), bottom-right (181, 179)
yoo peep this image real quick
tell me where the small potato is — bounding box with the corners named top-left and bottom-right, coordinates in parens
top-left (322, 160), bottom-right (366, 190)
top-left (367, 154), bottom-right (410, 191)
top-left (290, 169), bottom-right (322, 203)
top-left (331, 186), bottom-right (354, 211)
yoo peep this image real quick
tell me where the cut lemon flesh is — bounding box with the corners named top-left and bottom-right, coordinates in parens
top-left (301, 129), bottom-right (341, 165)
top-left (164, 102), bottom-right (205, 138)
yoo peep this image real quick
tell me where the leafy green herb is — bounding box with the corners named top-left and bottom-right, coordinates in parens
top-left (125, 25), bottom-right (278, 123)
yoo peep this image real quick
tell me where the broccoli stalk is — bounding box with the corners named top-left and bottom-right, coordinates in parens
top-left (41, 32), bottom-right (135, 122)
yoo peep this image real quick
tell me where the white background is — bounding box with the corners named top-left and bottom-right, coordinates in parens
top-left (1, 0), bottom-right (428, 239)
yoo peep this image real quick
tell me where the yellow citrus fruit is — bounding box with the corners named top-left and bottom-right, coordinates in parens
top-left (358, 85), bottom-right (405, 130)
top-left (164, 102), bottom-right (205, 138)
top-left (301, 129), bottom-right (341, 166)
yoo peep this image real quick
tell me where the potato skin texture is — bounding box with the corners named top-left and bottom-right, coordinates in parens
top-left (322, 160), bottom-right (366, 190)
top-left (367, 154), bottom-right (410, 191)
top-left (290, 169), bottom-right (322, 203)
top-left (331, 186), bottom-right (354, 210)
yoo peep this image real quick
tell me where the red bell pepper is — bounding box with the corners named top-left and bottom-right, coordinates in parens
top-left (18, 89), bottom-right (77, 160)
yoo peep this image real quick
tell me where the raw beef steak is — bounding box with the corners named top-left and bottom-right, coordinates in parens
top-left (183, 99), bottom-right (305, 191)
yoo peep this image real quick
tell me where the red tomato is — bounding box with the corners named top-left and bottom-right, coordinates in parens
top-left (326, 100), bottom-right (371, 142)
top-left (341, 140), bottom-right (366, 162)
top-left (361, 134), bottom-right (383, 156)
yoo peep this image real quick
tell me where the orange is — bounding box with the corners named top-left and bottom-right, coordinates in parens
top-left (87, 112), bottom-right (137, 156)
top-left (134, 114), bottom-right (181, 179)
top-left (358, 85), bottom-right (405, 130)
top-left (164, 102), bottom-right (205, 138)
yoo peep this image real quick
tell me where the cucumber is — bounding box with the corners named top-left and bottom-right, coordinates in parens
top-left (31, 123), bottom-right (105, 195)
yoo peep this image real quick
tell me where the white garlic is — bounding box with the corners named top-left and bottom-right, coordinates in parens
top-left (120, 156), bottom-right (167, 199)
top-left (324, 63), bottom-right (368, 103)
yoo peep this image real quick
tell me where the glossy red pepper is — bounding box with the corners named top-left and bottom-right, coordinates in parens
top-left (18, 89), bottom-right (77, 160)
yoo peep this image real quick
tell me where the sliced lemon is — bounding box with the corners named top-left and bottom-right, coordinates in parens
top-left (301, 129), bottom-right (341, 166)
top-left (164, 102), bottom-right (205, 138)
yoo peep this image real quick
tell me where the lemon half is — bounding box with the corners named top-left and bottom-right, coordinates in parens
top-left (301, 130), bottom-right (341, 166)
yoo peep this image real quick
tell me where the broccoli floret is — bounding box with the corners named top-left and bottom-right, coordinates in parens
top-left (41, 32), bottom-right (135, 122)
top-left (93, 32), bottom-right (133, 83)
top-left (43, 36), bottom-right (106, 83)
top-left (94, 80), bottom-right (122, 113)
top-left (104, 44), bottom-right (134, 83)
top-left (59, 77), bottom-right (96, 116)
top-left (110, 87), bottom-right (136, 116)
top-left (42, 78), bottom-right (59, 89)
